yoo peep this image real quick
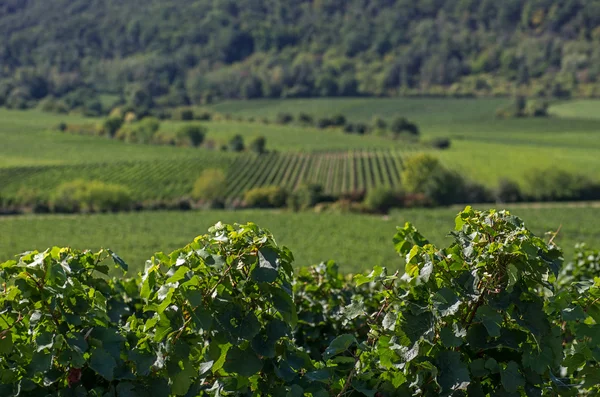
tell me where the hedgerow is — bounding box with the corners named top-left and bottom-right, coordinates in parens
top-left (2, 208), bottom-right (600, 395)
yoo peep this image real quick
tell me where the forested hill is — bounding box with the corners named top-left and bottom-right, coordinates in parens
top-left (2, 0), bottom-right (600, 110)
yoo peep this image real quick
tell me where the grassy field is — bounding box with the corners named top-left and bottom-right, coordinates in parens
top-left (549, 100), bottom-right (600, 120)
top-left (1, 205), bottom-right (597, 275)
top-left (204, 98), bottom-right (600, 185)
top-left (2, 97), bottom-right (600, 203)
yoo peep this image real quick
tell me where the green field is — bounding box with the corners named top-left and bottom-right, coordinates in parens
top-left (2, 98), bottom-right (600, 204)
top-left (1, 205), bottom-right (597, 275)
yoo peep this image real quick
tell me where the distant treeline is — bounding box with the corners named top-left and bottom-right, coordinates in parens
top-left (2, 0), bottom-right (600, 111)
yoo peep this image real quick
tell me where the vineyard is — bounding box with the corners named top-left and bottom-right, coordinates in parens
top-left (223, 148), bottom-right (420, 199)
top-left (0, 149), bottom-right (421, 202)
top-left (2, 209), bottom-right (600, 395)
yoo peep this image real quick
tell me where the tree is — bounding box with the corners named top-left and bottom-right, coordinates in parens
top-left (102, 117), bottom-right (123, 138)
top-left (176, 124), bottom-right (206, 147)
top-left (391, 117), bottom-right (419, 137)
top-left (191, 169), bottom-right (226, 202)
top-left (228, 134), bottom-right (245, 152)
top-left (249, 136), bottom-right (267, 154)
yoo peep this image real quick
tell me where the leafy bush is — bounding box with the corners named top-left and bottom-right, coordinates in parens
top-left (287, 183), bottom-right (324, 210)
top-left (524, 169), bottom-right (599, 201)
top-left (428, 137), bottom-right (451, 149)
top-left (331, 114), bottom-right (346, 127)
top-left (316, 117), bottom-right (333, 129)
top-left (102, 116), bottom-right (124, 138)
top-left (38, 97), bottom-right (69, 114)
top-left (115, 117), bottom-right (160, 144)
top-left (191, 169), bottom-right (226, 202)
top-left (371, 116), bottom-right (387, 131)
top-left (401, 154), bottom-right (480, 205)
top-left (495, 178), bottom-right (522, 203)
top-left (4, 209), bottom-right (600, 395)
top-left (175, 124), bottom-right (206, 147)
top-left (50, 180), bottom-right (133, 213)
top-left (275, 112), bottom-right (294, 124)
top-left (243, 186), bottom-right (288, 208)
top-left (363, 187), bottom-right (402, 213)
top-left (298, 112), bottom-right (314, 125)
top-left (55, 122), bottom-right (67, 132)
top-left (194, 111), bottom-right (212, 121)
top-left (172, 108), bottom-right (194, 120)
top-left (343, 123), bottom-right (368, 134)
top-left (390, 117), bottom-right (419, 136)
top-left (228, 134), bottom-right (245, 152)
top-left (249, 136), bottom-right (267, 154)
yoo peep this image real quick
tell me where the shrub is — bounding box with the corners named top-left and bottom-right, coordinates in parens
top-left (175, 124), bottom-right (206, 147)
top-left (363, 187), bottom-right (402, 213)
top-left (228, 134), bottom-right (245, 152)
top-left (249, 136), bottom-right (267, 154)
top-left (371, 116), bottom-right (387, 130)
top-left (524, 169), bottom-right (599, 201)
top-left (114, 117), bottom-right (160, 144)
top-left (4, 210), bottom-right (600, 395)
top-left (391, 117), bottom-right (419, 136)
top-left (527, 99), bottom-right (549, 117)
top-left (298, 112), bottom-right (314, 125)
top-left (428, 137), bottom-right (451, 149)
top-left (51, 180), bottom-right (133, 213)
top-left (173, 108), bottom-right (194, 120)
top-left (55, 122), bottom-right (67, 132)
top-left (39, 97), bottom-right (69, 114)
top-left (191, 168), bottom-right (226, 202)
top-left (243, 186), bottom-right (288, 208)
top-left (402, 154), bottom-right (471, 205)
top-left (102, 116), bottom-right (123, 138)
top-left (495, 178), bottom-right (522, 203)
top-left (401, 153), bottom-right (443, 194)
top-left (331, 113), bottom-right (346, 127)
top-left (195, 111), bottom-right (212, 121)
top-left (276, 112), bottom-right (294, 124)
top-left (316, 117), bottom-right (333, 129)
top-left (287, 183), bottom-right (324, 210)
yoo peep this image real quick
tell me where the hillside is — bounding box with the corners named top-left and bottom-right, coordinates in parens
top-left (2, 0), bottom-right (600, 112)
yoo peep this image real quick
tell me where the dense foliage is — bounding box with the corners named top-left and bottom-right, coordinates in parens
top-left (2, 208), bottom-right (600, 395)
top-left (2, 0), bottom-right (600, 110)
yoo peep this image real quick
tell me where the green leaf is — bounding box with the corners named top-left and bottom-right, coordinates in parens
top-left (400, 311), bottom-right (434, 343)
top-left (35, 332), bottom-right (54, 352)
top-left (354, 266), bottom-right (384, 286)
top-left (323, 334), bottom-right (356, 360)
top-left (470, 358), bottom-right (488, 378)
top-left (129, 350), bottom-right (156, 377)
top-left (437, 351), bottom-right (470, 392)
top-left (166, 266), bottom-right (190, 284)
top-left (562, 305), bottom-right (586, 322)
top-left (251, 247), bottom-right (279, 283)
top-left (500, 361), bottom-right (525, 393)
top-left (382, 312), bottom-right (397, 331)
top-left (199, 360), bottom-right (213, 375)
top-left (475, 306), bottom-right (503, 338)
top-left (0, 331), bottom-right (13, 355)
top-left (269, 286), bottom-right (297, 327)
top-left (223, 347), bottom-right (263, 377)
top-left (507, 264), bottom-right (519, 291)
top-left (169, 359), bottom-right (196, 396)
top-left (343, 298), bottom-right (365, 321)
top-left (90, 348), bottom-right (116, 381)
top-left (485, 358), bottom-right (500, 374)
top-left (28, 351), bottom-right (53, 374)
top-left (433, 288), bottom-right (461, 317)
top-left (440, 325), bottom-right (463, 347)
top-left (109, 250), bottom-right (128, 272)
